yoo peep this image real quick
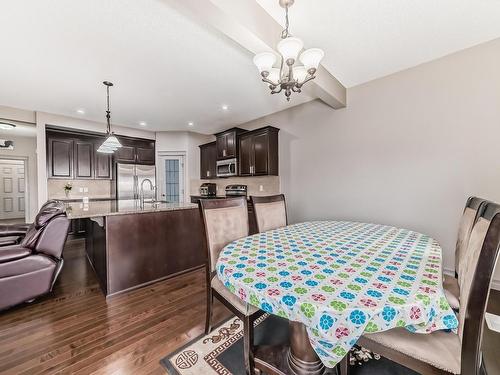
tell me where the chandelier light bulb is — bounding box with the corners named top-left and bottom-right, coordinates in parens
top-left (277, 37), bottom-right (303, 63)
top-left (253, 52), bottom-right (276, 73)
top-left (292, 66), bottom-right (308, 83)
top-left (268, 68), bottom-right (281, 85)
top-left (299, 48), bottom-right (325, 71)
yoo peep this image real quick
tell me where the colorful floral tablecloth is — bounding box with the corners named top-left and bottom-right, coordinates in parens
top-left (216, 221), bottom-right (459, 368)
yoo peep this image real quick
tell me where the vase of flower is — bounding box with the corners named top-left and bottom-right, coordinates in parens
top-left (64, 182), bottom-right (72, 198)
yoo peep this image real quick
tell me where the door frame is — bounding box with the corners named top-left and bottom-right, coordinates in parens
top-left (157, 151), bottom-right (187, 203)
top-left (0, 156), bottom-right (29, 223)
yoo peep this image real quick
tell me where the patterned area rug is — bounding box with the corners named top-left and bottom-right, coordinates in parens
top-left (160, 315), bottom-right (418, 375)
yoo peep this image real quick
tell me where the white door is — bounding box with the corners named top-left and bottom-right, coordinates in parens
top-left (158, 154), bottom-right (185, 203)
top-left (0, 159), bottom-right (25, 220)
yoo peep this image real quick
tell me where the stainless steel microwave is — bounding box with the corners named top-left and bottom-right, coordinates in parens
top-left (216, 158), bottom-right (237, 177)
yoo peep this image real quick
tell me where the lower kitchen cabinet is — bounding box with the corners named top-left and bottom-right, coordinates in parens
top-left (68, 218), bottom-right (87, 237)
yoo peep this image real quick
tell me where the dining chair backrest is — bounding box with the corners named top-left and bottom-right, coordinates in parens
top-left (455, 197), bottom-right (488, 280)
top-left (458, 202), bottom-right (500, 374)
top-left (199, 197), bottom-right (249, 275)
top-left (251, 194), bottom-right (287, 233)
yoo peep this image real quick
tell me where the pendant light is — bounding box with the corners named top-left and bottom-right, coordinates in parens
top-left (97, 81), bottom-right (122, 153)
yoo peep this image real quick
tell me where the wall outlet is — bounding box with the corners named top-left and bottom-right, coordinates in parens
top-left (259, 185), bottom-right (264, 192)
top-left (79, 187), bottom-right (84, 193)
top-left (83, 187), bottom-right (88, 193)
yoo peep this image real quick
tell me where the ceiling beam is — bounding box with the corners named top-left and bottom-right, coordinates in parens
top-left (166, 0), bottom-right (346, 109)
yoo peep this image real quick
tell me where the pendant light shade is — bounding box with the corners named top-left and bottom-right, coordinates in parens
top-left (253, 52), bottom-right (276, 73)
top-left (102, 134), bottom-right (121, 148)
top-left (299, 48), bottom-right (324, 71)
top-left (277, 37), bottom-right (303, 62)
top-left (97, 145), bottom-right (116, 153)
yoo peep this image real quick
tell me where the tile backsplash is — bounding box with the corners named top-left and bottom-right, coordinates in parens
top-left (48, 179), bottom-right (113, 200)
top-left (190, 176), bottom-right (280, 196)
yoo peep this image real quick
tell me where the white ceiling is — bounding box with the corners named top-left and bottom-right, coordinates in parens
top-left (257, 0), bottom-right (500, 87)
top-left (2, 1), bottom-right (500, 134)
top-left (0, 0), bottom-right (312, 134)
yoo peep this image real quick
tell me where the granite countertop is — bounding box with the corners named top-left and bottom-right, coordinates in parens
top-left (64, 199), bottom-right (198, 219)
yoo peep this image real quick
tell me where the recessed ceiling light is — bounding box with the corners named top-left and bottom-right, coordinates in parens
top-left (221, 104), bottom-right (229, 111)
top-left (188, 121), bottom-right (194, 127)
top-left (0, 122), bottom-right (16, 130)
top-left (139, 121), bottom-right (147, 126)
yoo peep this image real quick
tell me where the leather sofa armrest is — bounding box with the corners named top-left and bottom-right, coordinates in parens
top-left (0, 245), bottom-right (31, 263)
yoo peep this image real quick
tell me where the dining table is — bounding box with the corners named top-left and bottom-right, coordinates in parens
top-left (216, 220), bottom-right (459, 374)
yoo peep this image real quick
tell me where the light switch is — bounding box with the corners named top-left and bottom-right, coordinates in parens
top-left (79, 187), bottom-right (84, 193)
top-left (259, 185), bottom-right (264, 192)
top-left (83, 187), bottom-right (88, 193)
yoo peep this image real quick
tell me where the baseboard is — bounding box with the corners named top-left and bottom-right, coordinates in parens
top-left (443, 267), bottom-right (500, 291)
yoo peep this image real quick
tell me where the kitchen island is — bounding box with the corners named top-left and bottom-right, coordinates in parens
top-left (64, 200), bottom-right (205, 297)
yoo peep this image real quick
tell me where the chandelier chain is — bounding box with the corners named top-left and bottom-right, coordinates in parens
top-left (281, 5), bottom-right (290, 39)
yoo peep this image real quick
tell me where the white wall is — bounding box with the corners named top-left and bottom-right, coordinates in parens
top-left (239, 38), bottom-right (500, 287)
top-left (0, 135), bottom-right (37, 222)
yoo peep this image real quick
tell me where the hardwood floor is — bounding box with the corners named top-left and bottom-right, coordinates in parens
top-left (0, 238), bottom-right (499, 374)
top-left (0, 238), bottom-right (230, 375)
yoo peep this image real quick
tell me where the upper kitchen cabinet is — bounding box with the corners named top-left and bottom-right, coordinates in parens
top-left (215, 128), bottom-right (245, 160)
top-left (94, 139), bottom-right (113, 179)
top-left (74, 139), bottom-right (94, 179)
top-left (200, 141), bottom-right (216, 179)
top-left (238, 126), bottom-right (279, 176)
top-left (115, 137), bottom-right (155, 165)
top-left (48, 136), bottom-right (74, 178)
top-left (46, 129), bottom-right (155, 180)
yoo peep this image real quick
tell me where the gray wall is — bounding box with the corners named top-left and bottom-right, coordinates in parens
top-left (240, 38), bottom-right (500, 286)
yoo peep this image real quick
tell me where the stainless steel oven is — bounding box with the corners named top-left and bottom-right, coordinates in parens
top-left (216, 158), bottom-right (237, 178)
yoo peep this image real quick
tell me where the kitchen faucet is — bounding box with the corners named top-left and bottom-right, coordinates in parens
top-left (140, 178), bottom-right (156, 207)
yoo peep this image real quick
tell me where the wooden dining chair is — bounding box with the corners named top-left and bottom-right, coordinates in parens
top-left (339, 201), bottom-right (500, 375)
top-left (250, 194), bottom-right (288, 233)
top-left (199, 197), bottom-right (263, 375)
top-left (443, 196), bottom-right (488, 310)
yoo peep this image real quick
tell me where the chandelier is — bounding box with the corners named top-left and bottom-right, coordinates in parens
top-left (97, 81), bottom-right (122, 154)
top-left (253, 0), bottom-right (324, 101)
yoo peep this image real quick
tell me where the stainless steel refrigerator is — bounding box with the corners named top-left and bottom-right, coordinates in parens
top-left (116, 163), bottom-right (156, 200)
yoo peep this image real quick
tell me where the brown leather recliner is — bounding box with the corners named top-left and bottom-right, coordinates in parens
top-left (0, 200), bottom-right (70, 311)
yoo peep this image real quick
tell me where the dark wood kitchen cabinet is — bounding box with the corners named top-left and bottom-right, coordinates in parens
top-left (47, 129), bottom-right (154, 180)
top-left (215, 128), bottom-right (244, 159)
top-left (200, 142), bottom-right (216, 179)
top-left (115, 137), bottom-right (155, 165)
top-left (48, 137), bottom-right (74, 178)
top-left (94, 145), bottom-right (113, 179)
top-left (239, 126), bottom-right (279, 176)
top-left (68, 218), bottom-right (87, 236)
top-left (74, 140), bottom-right (94, 179)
